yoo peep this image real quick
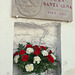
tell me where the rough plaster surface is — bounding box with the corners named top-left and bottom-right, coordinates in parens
top-left (63, 68), bottom-right (75, 75)
top-left (13, 22), bottom-right (61, 75)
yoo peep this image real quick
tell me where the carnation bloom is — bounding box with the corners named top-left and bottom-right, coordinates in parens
top-left (26, 48), bottom-right (34, 54)
top-left (40, 46), bottom-right (46, 50)
top-left (22, 55), bottom-right (29, 62)
top-left (25, 64), bottom-right (34, 72)
top-left (47, 54), bottom-right (54, 63)
top-left (49, 50), bottom-right (53, 54)
top-left (33, 45), bottom-right (40, 51)
top-left (50, 54), bottom-right (56, 60)
top-left (34, 50), bottom-right (40, 55)
top-left (14, 55), bottom-right (19, 63)
top-left (14, 52), bottom-right (18, 56)
top-left (41, 50), bottom-right (48, 56)
top-left (19, 50), bottom-right (26, 55)
top-left (33, 56), bottom-right (41, 64)
top-left (26, 44), bottom-right (33, 48)
top-left (33, 45), bottom-right (41, 55)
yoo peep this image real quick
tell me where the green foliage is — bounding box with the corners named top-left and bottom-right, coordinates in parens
top-left (27, 42), bottom-right (32, 45)
top-left (45, 46), bottom-right (48, 49)
top-left (17, 44), bottom-right (25, 51)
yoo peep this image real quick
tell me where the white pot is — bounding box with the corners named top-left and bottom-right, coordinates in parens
top-left (40, 72), bottom-right (45, 75)
top-left (23, 72), bottom-right (45, 75)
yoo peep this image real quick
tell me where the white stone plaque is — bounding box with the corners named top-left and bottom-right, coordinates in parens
top-left (12, 0), bottom-right (72, 22)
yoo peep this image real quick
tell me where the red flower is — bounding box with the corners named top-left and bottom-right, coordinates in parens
top-left (33, 45), bottom-right (40, 51)
top-left (49, 50), bottom-right (53, 54)
top-left (40, 46), bottom-right (46, 50)
top-left (22, 55), bottom-right (29, 62)
top-left (14, 52), bottom-right (18, 56)
top-left (19, 50), bottom-right (26, 55)
top-left (26, 44), bottom-right (32, 48)
top-left (34, 50), bottom-right (41, 55)
top-left (47, 54), bottom-right (54, 63)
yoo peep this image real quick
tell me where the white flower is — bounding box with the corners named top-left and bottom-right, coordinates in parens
top-left (33, 56), bottom-right (41, 64)
top-left (25, 64), bottom-right (34, 72)
top-left (51, 54), bottom-right (56, 60)
top-left (26, 48), bottom-right (34, 54)
top-left (14, 55), bottom-right (19, 63)
top-left (41, 50), bottom-right (48, 56)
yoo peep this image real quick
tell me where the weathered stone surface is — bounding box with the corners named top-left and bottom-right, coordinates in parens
top-left (13, 22), bottom-right (61, 75)
top-left (14, 0), bottom-right (41, 16)
top-left (12, 0), bottom-right (72, 22)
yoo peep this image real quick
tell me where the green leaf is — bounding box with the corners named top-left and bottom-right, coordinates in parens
top-left (45, 46), bottom-right (48, 49)
top-left (17, 43), bottom-right (25, 51)
top-left (27, 42), bottom-right (31, 45)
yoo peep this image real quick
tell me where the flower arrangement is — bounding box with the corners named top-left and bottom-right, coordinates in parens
top-left (13, 42), bottom-right (58, 75)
